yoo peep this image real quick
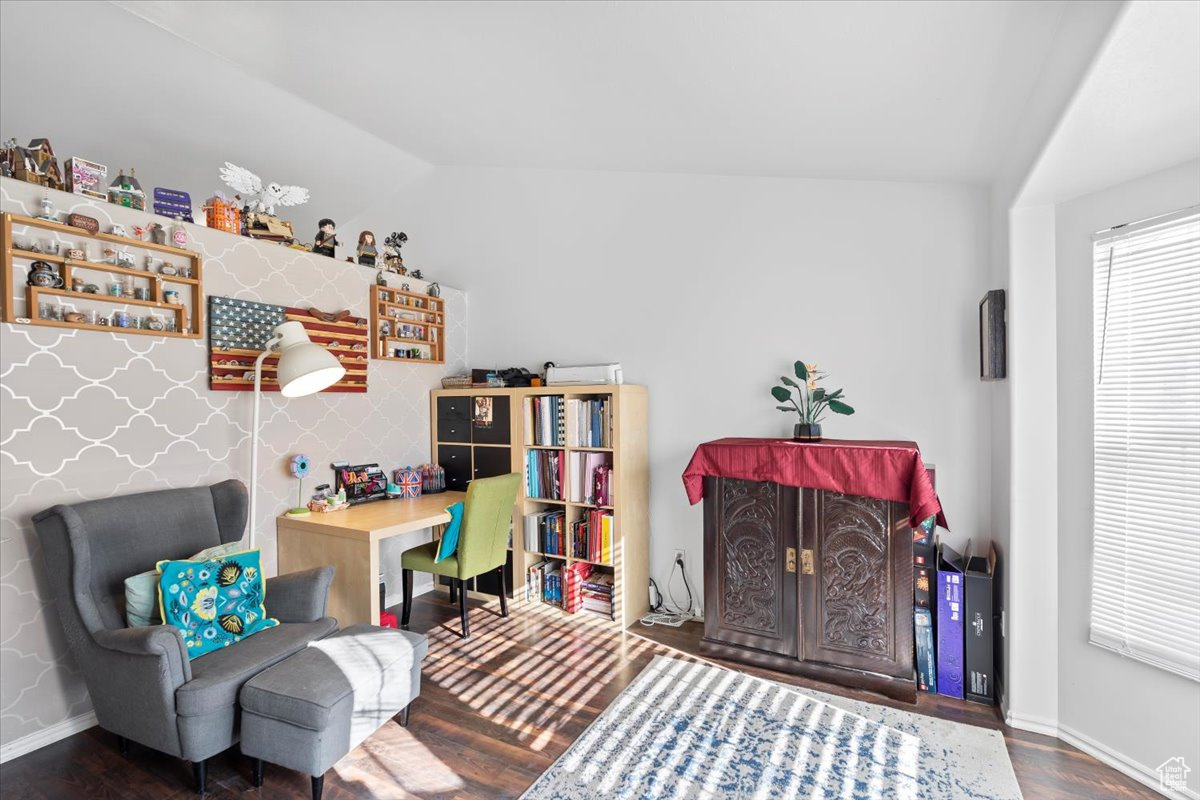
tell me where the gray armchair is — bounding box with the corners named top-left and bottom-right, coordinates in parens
top-left (33, 480), bottom-right (337, 794)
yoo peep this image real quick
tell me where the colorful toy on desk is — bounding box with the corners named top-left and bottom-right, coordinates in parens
top-left (385, 482), bottom-right (403, 499)
top-left (287, 454), bottom-right (312, 516)
top-left (307, 484), bottom-right (349, 513)
top-left (420, 463), bottom-right (446, 494)
top-left (393, 467), bottom-right (423, 498)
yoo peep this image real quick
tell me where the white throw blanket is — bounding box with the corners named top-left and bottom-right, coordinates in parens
top-left (307, 633), bottom-right (414, 751)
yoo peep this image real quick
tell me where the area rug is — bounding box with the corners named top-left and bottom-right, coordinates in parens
top-left (520, 655), bottom-right (1021, 799)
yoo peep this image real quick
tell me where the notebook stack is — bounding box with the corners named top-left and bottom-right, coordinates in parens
top-left (526, 395), bottom-right (566, 446)
top-left (569, 452), bottom-right (613, 505)
top-left (569, 508), bottom-right (613, 564)
top-left (566, 397), bottom-right (612, 447)
top-left (579, 571), bottom-right (614, 619)
top-left (526, 449), bottom-right (564, 499)
top-left (526, 560), bottom-right (563, 608)
top-left (524, 510), bottom-right (566, 555)
top-left (563, 561), bottom-right (593, 614)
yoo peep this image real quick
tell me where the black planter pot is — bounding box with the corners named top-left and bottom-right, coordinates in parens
top-left (793, 423), bottom-right (822, 441)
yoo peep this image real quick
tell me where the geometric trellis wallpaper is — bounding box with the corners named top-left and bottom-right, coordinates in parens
top-left (0, 178), bottom-right (467, 755)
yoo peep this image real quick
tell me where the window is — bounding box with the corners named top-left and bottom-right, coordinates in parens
top-left (1092, 207), bottom-right (1200, 681)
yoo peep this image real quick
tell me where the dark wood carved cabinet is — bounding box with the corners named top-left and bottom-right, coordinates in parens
top-left (702, 476), bottom-right (915, 701)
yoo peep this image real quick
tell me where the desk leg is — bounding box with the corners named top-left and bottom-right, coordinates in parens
top-left (277, 523), bottom-right (376, 627)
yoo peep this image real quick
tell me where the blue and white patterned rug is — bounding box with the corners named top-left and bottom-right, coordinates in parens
top-left (521, 655), bottom-right (1021, 799)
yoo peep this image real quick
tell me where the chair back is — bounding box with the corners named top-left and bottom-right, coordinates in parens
top-left (456, 473), bottom-right (521, 578)
top-left (32, 480), bottom-right (248, 633)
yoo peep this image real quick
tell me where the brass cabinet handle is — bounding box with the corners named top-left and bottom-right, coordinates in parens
top-left (801, 549), bottom-right (814, 575)
top-left (786, 547), bottom-right (797, 573)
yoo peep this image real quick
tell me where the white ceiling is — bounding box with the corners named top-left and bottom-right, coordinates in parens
top-left (114, 0), bottom-right (1075, 185)
top-left (1020, 0), bottom-right (1200, 205)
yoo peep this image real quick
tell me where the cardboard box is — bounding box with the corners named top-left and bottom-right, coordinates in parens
top-left (936, 542), bottom-right (966, 699)
top-left (914, 565), bottom-right (935, 609)
top-left (915, 607), bottom-right (937, 693)
top-left (964, 541), bottom-right (997, 704)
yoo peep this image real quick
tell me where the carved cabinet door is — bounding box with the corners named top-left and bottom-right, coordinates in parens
top-left (799, 489), bottom-right (913, 679)
top-left (702, 477), bottom-right (798, 658)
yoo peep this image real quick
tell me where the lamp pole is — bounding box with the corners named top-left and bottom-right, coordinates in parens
top-left (248, 330), bottom-right (284, 549)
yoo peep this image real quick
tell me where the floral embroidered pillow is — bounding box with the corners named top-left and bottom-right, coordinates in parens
top-left (156, 549), bottom-right (278, 659)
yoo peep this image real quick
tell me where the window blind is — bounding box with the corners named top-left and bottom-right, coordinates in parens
top-left (1091, 207), bottom-right (1200, 681)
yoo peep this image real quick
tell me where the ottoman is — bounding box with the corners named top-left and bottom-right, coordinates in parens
top-left (239, 624), bottom-right (428, 799)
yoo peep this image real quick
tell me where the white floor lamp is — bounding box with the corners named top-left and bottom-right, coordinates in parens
top-left (248, 321), bottom-right (345, 547)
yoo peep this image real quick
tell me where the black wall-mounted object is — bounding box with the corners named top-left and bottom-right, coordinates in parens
top-left (979, 289), bottom-right (1006, 381)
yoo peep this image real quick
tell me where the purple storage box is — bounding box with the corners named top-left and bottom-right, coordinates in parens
top-left (936, 542), bottom-right (966, 699)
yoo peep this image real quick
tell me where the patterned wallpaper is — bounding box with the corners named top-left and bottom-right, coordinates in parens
top-left (0, 178), bottom-right (466, 753)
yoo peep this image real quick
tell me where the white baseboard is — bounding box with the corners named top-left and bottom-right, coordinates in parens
top-left (1057, 723), bottom-right (1198, 800)
top-left (1004, 710), bottom-right (1059, 738)
top-left (0, 711), bottom-right (97, 764)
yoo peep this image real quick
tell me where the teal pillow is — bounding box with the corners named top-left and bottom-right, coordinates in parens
top-left (435, 503), bottom-right (464, 563)
top-left (125, 541), bottom-right (244, 627)
top-left (157, 548), bottom-right (278, 659)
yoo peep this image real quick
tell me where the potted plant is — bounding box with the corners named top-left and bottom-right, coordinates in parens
top-left (771, 361), bottom-right (855, 441)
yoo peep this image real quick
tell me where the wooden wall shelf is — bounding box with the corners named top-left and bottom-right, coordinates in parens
top-left (2, 211), bottom-right (203, 337)
top-left (371, 284), bottom-right (444, 363)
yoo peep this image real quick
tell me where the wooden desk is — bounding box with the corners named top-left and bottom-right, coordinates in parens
top-left (276, 492), bottom-right (466, 627)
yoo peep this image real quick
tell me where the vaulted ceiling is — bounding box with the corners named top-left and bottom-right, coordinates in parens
top-left (114, 0), bottom-right (1077, 184)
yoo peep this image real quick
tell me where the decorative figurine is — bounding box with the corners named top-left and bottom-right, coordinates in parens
top-left (9, 139), bottom-right (64, 189)
top-left (66, 248), bottom-right (84, 261)
top-left (130, 224), bottom-right (149, 241)
top-left (313, 219), bottom-right (338, 258)
top-left (384, 231), bottom-right (407, 273)
top-left (288, 454), bottom-right (312, 517)
top-left (357, 231), bottom-right (377, 267)
top-left (148, 222), bottom-right (167, 245)
top-left (410, 269), bottom-right (423, 281)
top-left (204, 192), bottom-right (242, 234)
top-left (108, 169), bottom-right (147, 210)
top-left (427, 282), bottom-right (441, 298)
top-left (35, 194), bottom-right (56, 221)
top-left (67, 213), bottom-right (99, 235)
top-left (67, 157), bottom-right (107, 200)
top-left (153, 187), bottom-right (194, 222)
top-left (109, 224), bottom-right (127, 238)
top-left (170, 222), bottom-right (188, 249)
top-left (375, 268), bottom-right (387, 286)
top-left (26, 261), bottom-right (63, 288)
top-left (401, 282), bottom-right (411, 292)
top-left (218, 162), bottom-right (309, 215)
top-left (380, 320), bottom-right (392, 338)
top-left (0, 138), bottom-right (15, 178)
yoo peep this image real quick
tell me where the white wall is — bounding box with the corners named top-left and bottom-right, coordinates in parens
top-left (1054, 159), bottom-right (1200, 795)
top-left (985, 0), bottom-right (1127, 718)
top-left (1003, 204), bottom-right (1060, 734)
top-left (356, 166), bottom-right (992, 597)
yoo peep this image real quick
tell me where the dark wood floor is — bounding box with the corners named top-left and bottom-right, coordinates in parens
top-left (0, 593), bottom-right (1161, 799)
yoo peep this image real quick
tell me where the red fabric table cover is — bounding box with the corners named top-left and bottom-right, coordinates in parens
top-left (682, 437), bottom-right (947, 530)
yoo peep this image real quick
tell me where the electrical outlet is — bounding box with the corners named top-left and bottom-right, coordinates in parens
top-left (673, 549), bottom-right (686, 569)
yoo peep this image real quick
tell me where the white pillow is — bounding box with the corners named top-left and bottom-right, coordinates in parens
top-left (124, 541), bottom-right (245, 627)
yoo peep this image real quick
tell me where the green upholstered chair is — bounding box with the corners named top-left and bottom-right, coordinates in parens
top-left (400, 472), bottom-right (521, 638)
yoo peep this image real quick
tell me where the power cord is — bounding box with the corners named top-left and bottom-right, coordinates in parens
top-left (640, 554), bottom-right (696, 627)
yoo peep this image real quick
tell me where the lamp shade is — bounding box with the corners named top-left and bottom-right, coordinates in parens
top-left (272, 321), bottom-right (345, 397)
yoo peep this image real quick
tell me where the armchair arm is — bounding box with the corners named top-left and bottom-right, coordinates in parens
top-left (87, 625), bottom-right (192, 755)
top-left (266, 566), bottom-right (334, 623)
top-left (93, 625), bottom-right (192, 683)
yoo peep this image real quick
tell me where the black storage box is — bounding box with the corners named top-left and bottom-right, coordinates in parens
top-left (964, 541), bottom-right (997, 704)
